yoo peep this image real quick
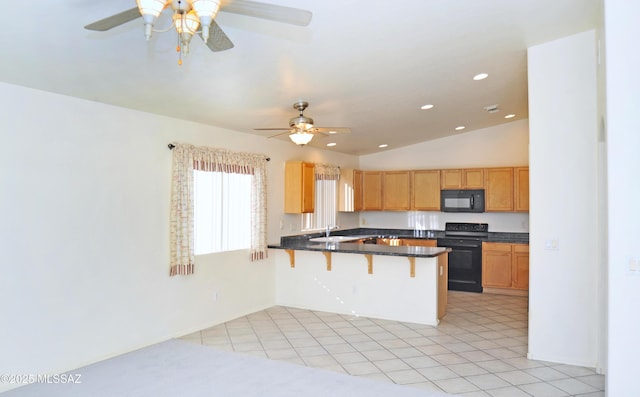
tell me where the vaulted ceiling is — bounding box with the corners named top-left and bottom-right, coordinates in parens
top-left (0, 0), bottom-right (600, 155)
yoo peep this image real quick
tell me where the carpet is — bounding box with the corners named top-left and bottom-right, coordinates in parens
top-left (2, 340), bottom-right (455, 397)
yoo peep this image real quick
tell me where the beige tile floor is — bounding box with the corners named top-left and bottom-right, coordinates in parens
top-left (180, 291), bottom-right (604, 396)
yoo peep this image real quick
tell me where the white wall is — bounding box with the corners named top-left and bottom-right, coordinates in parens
top-left (527, 31), bottom-right (600, 367)
top-left (357, 120), bottom-right (530, 233)
top-left (604, 0), bottom-right (640, 395)
top-left (0, 82), bottom-right (358, 392)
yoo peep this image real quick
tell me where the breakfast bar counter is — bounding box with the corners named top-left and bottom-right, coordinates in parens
top-left (269, 234), bottom-right (451, 326)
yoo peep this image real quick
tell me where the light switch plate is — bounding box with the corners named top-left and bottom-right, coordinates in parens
top-left (544, 239), bottom-right (559, 250)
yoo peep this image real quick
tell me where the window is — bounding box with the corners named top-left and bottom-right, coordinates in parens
top-left (169, 143), bottom-right (268, 276)
top-left (302, 178), bottom-right (337, 231)
top-left (302, 164), bottom-right (340, 231)
top-left (193, 170), bottom-right (252, 255)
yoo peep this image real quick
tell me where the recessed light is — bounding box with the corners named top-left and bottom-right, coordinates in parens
top-left (505, 114), bottom-right (515, 119)
top-left (421, 104), bottom-right (434, 110)
top-left (378, 144), bottom-right (388, 148)
top-left (328, 130), bottom-right (337, 134)
top-left (326, 142), bottom-right (337, 147)
top-left (473, 73), bottom-right (488, 81)
top-left (455, 126), bottom-right (465, 131)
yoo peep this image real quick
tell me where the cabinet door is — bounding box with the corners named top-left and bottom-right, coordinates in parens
top-left (284, 161), bottom-right (315, 213)
top-left (463, 169), bottom-right (484, 188)
top-left (514, 167), bottom-right (529, 212)
top-left (354, 170), bottom-right (363, 211)
top-left (362, 171), bottom-right (383, 210)
top-left (512, 244), bottom-right (530, 290)
top-left (485, 168), bottom-right (514, 211)
top-left (382, 171), bottom-right (411, 210)
top-left (412, 170), bottom-right (440, 210)
top-left (482, 242), bottom-right (513, 288)
top-left (441, 169), bottom-right (462, 189)
top-left (338, 168), bottom-right (362, 212)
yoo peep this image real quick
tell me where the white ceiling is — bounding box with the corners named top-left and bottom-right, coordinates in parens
top-left (0, 0), bottom-right (600, 155)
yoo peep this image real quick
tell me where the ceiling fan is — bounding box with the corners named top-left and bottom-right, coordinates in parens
top-left (84, 0), bottom-right (312, 59)
top-left (254, 101), bottom-right (351, 146)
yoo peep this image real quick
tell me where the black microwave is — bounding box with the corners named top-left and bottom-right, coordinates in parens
top-left (441, 189), bottom-right (485, 213)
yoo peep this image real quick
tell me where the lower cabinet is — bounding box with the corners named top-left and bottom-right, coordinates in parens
top-left (482, 242), bottom-right (529, 292)
top-left (512, 244), bottom-right (530, 290)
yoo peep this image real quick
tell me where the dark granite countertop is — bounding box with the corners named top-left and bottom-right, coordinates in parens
top-left (268, 228), bottom-right (528, 257)
top-left (269, 239), bottom-right (450, 258)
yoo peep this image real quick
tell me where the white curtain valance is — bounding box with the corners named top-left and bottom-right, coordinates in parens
top-left (314, 163), bottom-right (340, 180)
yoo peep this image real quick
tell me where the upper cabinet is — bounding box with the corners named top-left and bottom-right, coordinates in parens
top-left (362, 171), bottom-right (383, 211)
top-left (382, 171), bottom-right (411, 211)
top-left (463, 169), bottom-right (484, 189)
top-left (441, 168), bottom-right (484, 189)
top-left (338, 168), bottom-right (363, 212)
top-left (411, 170), bottom-right (440, 211)
top-left (441, 169), bottom-right (462, 189)
top-left (485, 167), bottom-right (514, 211)
top-left (514, 167), bottom-right (529, 212)
top-left (284, 161), bottom-right (315, 213)
top-left (331, 165), bottom-right (528, 213)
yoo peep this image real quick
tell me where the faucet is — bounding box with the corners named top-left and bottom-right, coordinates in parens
top-left (325, 225), bottom-right (339, 238)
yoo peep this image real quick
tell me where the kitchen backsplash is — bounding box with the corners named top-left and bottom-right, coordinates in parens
top-left (358, 211), bottom-right (529, 233)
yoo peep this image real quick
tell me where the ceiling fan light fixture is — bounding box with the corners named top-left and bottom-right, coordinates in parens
top-left (289, 131), bottom-right (314, 146)
top-left (191, 0), bottom-right (221, 42)
top-left (136, 0), bottom-right (170, 39)
top-left (174, 10), bottom-right (200, 33)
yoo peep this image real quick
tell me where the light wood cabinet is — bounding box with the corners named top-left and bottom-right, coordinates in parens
top-left (441, 168), bottom-right (484, 189)
top-left (284, 161), bottom-right (315, 213)
top-left (441, 169), bottom-right (463, 189)
top-left (382, 171), bottom-right (411, 210)
top-left (464, 169), bottom-right (484, 188)
top-left (354, 170), bottom-right (363, 211)
top-left (482, 243), bottom-right (513, 288)
top-left (485, 167), bottom-right (514, 211)
top-left (362, 171), bottom-right (383, 211)
top-left (514, 167), bottom-right (529, 212)
top-left (338, 168), bottom-right (363, 212)
top-left (482, 242), bottom-right (529, 292)
top-left (411, 170), bottom-right (440, 210)
top-left (512, 244), bottom-right (530, 290)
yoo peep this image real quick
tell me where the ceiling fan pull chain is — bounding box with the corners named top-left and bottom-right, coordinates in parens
top-left (176, 28), bottom-right (183, 65)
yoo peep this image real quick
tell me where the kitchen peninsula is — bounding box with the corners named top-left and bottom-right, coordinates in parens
top-left (269, 232), bottom-right (451, 326)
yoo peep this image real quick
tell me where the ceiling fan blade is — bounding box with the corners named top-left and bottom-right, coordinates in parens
top-left (201, 20), bottom-right (234, 51)
top-left (254, 127), bottom-right (291, 131)
top-left (314, 127), bottom-right (352, 134)
top-left (84, 7), bottom-right (141, 31)
top-left (267, 131), bottom-right (294, 138)
top-left (221, 0), bottom-right (312, 26)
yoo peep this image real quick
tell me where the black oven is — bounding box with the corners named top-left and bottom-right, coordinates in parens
top-left (437, 222), bottom-right (487, 293)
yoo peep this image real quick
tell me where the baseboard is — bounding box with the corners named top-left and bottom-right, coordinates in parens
top-left (483, 287), bottom-right (528, 297)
